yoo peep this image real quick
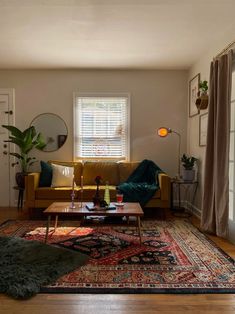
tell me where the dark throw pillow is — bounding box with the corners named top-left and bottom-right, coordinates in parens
top-left (39, 161), bottom-right (53, 187)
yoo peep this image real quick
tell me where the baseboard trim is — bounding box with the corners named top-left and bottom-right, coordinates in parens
top-left (173, 200), bottom-right (201, 219)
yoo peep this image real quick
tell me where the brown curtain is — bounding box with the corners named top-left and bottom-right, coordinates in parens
top-left (201, 50), bottom-right (233, 238)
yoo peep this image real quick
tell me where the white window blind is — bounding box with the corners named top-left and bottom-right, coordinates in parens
top-left (74, 95), bottom-right (130, 160)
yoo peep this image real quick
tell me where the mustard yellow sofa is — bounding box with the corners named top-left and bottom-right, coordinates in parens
top-left (25, 160), bottom-right (171, 211)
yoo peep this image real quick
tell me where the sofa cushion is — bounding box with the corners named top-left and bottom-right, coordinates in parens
top-left (81, 185), bottom-right (117, 201)
top-left (118, 162), bottom-right (140, 183)
top-left (51, 164), bottom-right (75, 187)
top-left (151, 189), bottom-right (161, 199)
top-left (48, 160), bottom-right (83, 185)
top-left (36, 186), bottom-right (117, 201)
top-left (83, 162), bottom-right (119, 185)
top-left (39, 161), bottom-right (53, 187)
top-left (35, 187), bottom-right (80, 200)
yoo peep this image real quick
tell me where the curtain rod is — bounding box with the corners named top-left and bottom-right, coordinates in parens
top-left (215, 40), bottom-right (235, 58)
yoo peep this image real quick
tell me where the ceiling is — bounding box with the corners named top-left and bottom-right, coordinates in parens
top-left (0, 0), bottom-right (235, 70)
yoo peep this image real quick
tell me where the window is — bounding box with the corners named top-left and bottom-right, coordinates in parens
top-left (74, 94), bottom-right (130, 160)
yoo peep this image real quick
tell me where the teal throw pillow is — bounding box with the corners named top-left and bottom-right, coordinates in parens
top-left (39, 161), bottom-right (53, 187)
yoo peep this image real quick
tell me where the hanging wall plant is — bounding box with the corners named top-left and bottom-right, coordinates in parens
top-left (196, 80), bottom-right (209, 110)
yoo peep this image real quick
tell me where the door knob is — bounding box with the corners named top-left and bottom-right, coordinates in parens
top-left (3, 144), bottom-right (7, 148)
top-left (4, 110), bottom-right (13, 115)
top-left (3, 151), bottom-right (7, 155)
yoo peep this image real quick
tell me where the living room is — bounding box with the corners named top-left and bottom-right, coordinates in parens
top-left (1, 1), bottom-right (235, 313)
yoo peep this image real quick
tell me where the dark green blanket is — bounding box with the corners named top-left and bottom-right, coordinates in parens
top-left (117, 159), bottom-right (162, 207)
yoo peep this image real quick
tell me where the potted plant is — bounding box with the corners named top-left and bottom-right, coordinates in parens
top-left (181, 154), bottom-right (198, 181)
top-left (196, 80), bottom-right (209, 110)
top-left (199, 80), bottom-right (208, 94)
top-left (2, 125), bottom-right (46, 188)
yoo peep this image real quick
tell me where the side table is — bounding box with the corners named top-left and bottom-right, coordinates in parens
top-left (13, 186), bottom-right (24, 210)
top-left (171, 179), bottom-right (198, 217)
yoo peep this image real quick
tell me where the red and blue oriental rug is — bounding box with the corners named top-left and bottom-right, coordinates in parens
top-left (1, 219), bottom-right (235, 294)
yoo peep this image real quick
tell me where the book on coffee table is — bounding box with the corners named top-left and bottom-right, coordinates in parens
top-left (85, 204), bottom-right (116, 211)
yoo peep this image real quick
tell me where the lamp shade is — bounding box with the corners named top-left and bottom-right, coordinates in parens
top-left (157, 126), bottom-right (181, 179)
top-left (157, 127), bottom-right (170, 137)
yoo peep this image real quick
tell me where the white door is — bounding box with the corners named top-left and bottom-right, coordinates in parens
top-left (0, 89), bottom-right (15, 207)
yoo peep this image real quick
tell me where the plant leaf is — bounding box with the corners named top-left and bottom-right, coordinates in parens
top-left (34, 133), bottom-right (46, 150)
top-left (2, 125), bottom-right (23, 138)
top-left (7, 138), bottom-right (24, 148)
top-left (28, 161), bottom-right (37, 166)
top-left (9, 152), bottom-right (24, 160)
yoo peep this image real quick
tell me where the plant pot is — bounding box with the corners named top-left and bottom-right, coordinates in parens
top-left (182, 169), bottom-right (195, 182)
top-left (195, 92), bottom-right (208, 110)
top-left (199, 93), bottom-right (208, 109)
top-left (15, 172), bottom-right (28, 189)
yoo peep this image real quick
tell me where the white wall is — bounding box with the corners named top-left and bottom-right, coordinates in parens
top-left (188, 34), bottom-right (235, 213)
top-left (0, 69), bottom-right (188, 177)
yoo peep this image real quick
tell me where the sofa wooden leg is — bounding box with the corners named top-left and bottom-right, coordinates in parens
top-left (28, 207), bottom-right (33, 219)
top-left (160, 208), bottom-right (166, 220)
top-left (54, 215), bottom-right (58, 229)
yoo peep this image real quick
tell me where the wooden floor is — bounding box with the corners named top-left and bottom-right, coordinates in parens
top-left (1, 207), bottom-right (235, 314)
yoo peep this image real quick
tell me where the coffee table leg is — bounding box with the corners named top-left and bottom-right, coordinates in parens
top-left (137, 216), bottom-right (142, 245)
top-left (80, 215), bottom-right (85, 226)
top-left (45, 215), bottom-right (51, 243)
top-left (54, 215), bottom-right (58, 229)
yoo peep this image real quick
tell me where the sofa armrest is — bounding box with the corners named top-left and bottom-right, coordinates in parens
top-left (25, 172), bottom-right (40, 205)
top-left (158, 173), bottom-right (171, 201)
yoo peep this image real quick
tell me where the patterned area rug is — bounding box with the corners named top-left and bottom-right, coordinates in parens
top-left (1, 219), bottom-right (235, 294)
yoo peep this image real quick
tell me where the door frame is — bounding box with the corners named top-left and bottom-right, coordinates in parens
top-left (0, 88), bottom-right (15, 206)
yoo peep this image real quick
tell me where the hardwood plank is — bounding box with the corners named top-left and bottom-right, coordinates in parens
top-left (1, 294), bottom-right (235, 314)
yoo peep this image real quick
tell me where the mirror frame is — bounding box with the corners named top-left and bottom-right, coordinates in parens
top-left (30, 112), bottom-right (68, 152)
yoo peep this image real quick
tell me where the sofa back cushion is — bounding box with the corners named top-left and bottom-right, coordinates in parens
top-left (118, 162), bottom-right (140, 183)
top-left (39, 161), bottom-right (53, 187)
top-left (48, 160), bottom-right (83, 185)
top-left (51, 163), bottom-right (75, 187)
top-left (83, 161), bottom-right (119, 185)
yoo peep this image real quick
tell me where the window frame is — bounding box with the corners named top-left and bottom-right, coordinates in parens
top-left (73, 92), bottom-right (131, 161)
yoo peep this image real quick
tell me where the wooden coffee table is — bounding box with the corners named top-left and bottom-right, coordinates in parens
top-left (43, 202), bottom-right (144, 244)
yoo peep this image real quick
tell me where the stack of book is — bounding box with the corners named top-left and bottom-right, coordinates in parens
top-left (86, 204), bottom-right (116, 211)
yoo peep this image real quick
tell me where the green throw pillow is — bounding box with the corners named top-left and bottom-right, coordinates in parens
top-left (39, 161), bottom-right (53, 187)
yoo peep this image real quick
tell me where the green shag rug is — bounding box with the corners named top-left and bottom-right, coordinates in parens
top-left (0, 236), bottom-right (88, 299)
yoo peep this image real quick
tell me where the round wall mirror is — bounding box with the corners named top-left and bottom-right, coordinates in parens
top-left (31, 113), bottom-right (68, 152)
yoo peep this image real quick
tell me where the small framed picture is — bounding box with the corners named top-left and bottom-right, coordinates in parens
top-left (189, 73), bottom-right (200, 117)
top-left (199, 113), bottom-right (208, 146)
top-left (58, 134), bottom-right (67, 148)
